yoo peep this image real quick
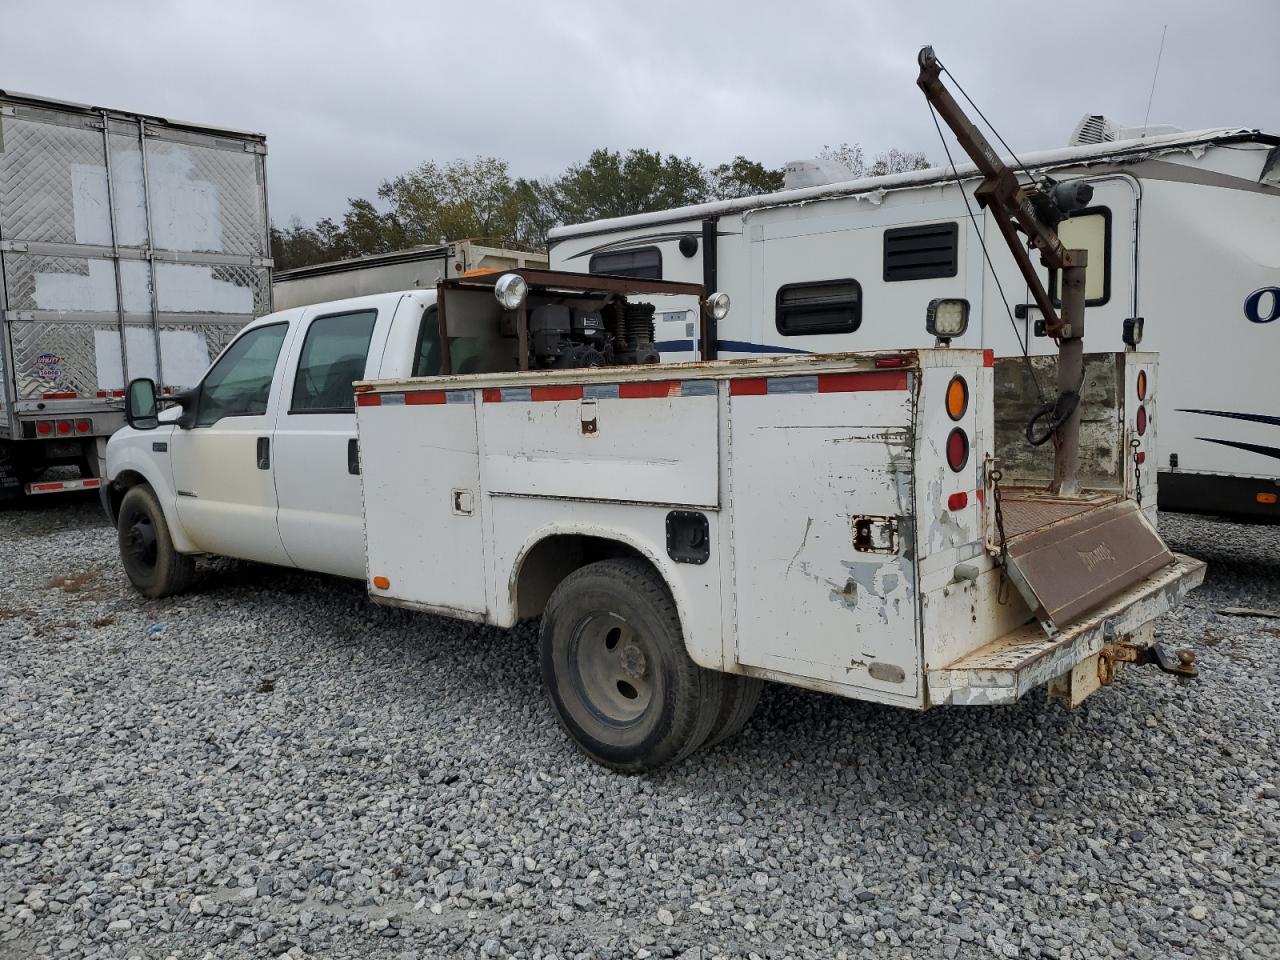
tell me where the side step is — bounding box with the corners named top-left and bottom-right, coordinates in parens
top-left (927, 553), bottom-right (1206, 706)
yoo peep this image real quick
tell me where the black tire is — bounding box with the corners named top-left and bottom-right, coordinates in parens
top-left (705, 673), bottom-right (764, 748)
top-left (540, 558), bottom-right (723, 772)
top-left (117, 484), bottom-right (196, 598)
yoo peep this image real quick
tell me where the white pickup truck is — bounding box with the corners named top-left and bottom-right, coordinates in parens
top-left (104, 270), bottom-right (1205, 770)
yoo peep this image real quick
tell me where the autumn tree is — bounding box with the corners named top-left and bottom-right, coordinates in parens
top-left (707, 156), bottom-right (785, 200)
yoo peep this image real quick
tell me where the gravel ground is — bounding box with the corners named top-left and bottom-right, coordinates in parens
top-left (0, 496), bottom-right (1277, 960)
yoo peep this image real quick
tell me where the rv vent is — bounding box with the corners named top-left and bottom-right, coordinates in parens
top-left (883, 223), bottom-right (959, 282)
top-left (1070, 115), bottom-right (1121, 146)
top-left (783, 159), bottom-right (857, 190)
top-left (1069, 114), bottom-right (1183, 145)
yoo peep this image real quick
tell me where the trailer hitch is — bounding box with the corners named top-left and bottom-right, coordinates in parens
top-left (1101, 641), bottom-right (1198, 682)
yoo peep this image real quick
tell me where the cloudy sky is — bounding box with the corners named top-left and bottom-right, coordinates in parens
top-left (4, 0), bottom-right (1276, 226)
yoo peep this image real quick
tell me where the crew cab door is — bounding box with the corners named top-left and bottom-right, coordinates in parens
top-left (168, 322), bottom-right (295, 565)
top-left (269, 300), bottom-right (400, 578)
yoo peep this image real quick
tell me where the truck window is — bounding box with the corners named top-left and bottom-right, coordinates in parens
top-left (883, 222), bottom-right (959, 281)
top-left (1050, 206), bottom-right (1111, 306)
top-left (194, 323), bottom-right (289, 427)
top-left (775, 279), bottom-right (862, 336)
top-left (290, 310), bottom-right (378, 413)
top-left (589, 246), bottom-right (662, 279)
top-left (412, 307), bottom-right (441, 377)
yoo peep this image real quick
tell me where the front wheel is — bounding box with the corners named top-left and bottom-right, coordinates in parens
top-left (540, 558), bottom-right (723, 772)
top-left (117, 485), bottom-right (196, 598)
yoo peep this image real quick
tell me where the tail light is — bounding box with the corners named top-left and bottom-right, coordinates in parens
top-left (946, 428), bottom-right (969, 472)
top-left (1136, 405), bottom-right (1148, 436)
top-left (35, 421), bottom-right (52, 436)
top-left (75, 419), bottom-right (92, 434)
top-left (56, 420), bottom-right (72, 436)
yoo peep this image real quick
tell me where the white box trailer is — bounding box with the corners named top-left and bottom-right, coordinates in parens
top-left (546, 124), bottom-right (1280, 520)
top-left (271, 241), bottom-right (548, 311)
top-left (352, 276), bottom-right (1204, 769)
top-left (0, 90), bottom-right (271, 499)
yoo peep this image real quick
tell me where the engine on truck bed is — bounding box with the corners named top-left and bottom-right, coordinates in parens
top-left (528, 299), bottom-right (660, 369)
top-left (434, 270), bottom-right (704, 377)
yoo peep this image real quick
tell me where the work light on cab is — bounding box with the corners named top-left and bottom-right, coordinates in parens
top-left (707, 291), bottom-right (731, 321)
top-left (494, 273), bottom-right (528, 310)
top-left (926, 298), bottom-right (970, 343)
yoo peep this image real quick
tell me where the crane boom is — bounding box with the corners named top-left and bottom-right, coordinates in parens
top-left (916, 45), bottom-right (1091, 495)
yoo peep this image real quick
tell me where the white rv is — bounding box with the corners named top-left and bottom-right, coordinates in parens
top-left (547, 123), bottom-right (1280, 520)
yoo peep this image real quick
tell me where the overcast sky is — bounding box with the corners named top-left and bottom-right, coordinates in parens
top-left (4, 0), bottom-right (1276, 226)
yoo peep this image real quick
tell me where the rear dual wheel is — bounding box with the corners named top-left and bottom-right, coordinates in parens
top-left (540, 558), bottom-right (760, 772)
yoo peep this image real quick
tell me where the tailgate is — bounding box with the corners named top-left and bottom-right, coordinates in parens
top-left (999, 498), bottom-right (1173, 634)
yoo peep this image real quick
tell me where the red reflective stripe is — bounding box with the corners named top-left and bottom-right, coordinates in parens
top-left (405, 390), bottom-right (446, 405)
top-left (355, 393), bottom-right (381, 407)
top-left (874, 356), bottom-right (911, 369)
top-left (730, 378), bottom-right (768, 396)
top-left (27, 478), bottom-right (102, 494)
top-left (482, 388), bottom-right (503, 403)
top-left (532, 385), bottom-right (584, 402)
top-left (983, 349), bottom-right (994, 368)
top-left (618, 381), bottom-right (679, 399)
top-left (818, 371), bottom-right (908, 393)
top-left (96, 391), bottom-right (108, 398)
top-left (42, 392), bottom-right (77, 400)
top-left (112, 390), bottom-right (126, 398)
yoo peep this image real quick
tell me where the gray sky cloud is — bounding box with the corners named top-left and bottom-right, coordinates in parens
top-left (4, 0), bottom-right (1276, 226)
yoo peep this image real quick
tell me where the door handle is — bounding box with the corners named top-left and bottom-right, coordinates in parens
top-left (347, 438), bottom-right (360, 476)
top-left (256, 436), bottom-right (270, 470)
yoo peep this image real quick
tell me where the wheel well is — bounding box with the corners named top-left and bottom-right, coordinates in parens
top-left (512, 534), bottom-right (651, 620)
top-left (106, 470), bottom-right (150, 524)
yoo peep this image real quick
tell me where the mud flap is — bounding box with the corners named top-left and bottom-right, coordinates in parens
top-left (1003, 500), bottom-right (1175, 634)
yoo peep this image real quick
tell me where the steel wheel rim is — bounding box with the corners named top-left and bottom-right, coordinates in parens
top-left (568, 612), bottom-right (654, 726)
top-left (125, 511), bottom-right (158, 570)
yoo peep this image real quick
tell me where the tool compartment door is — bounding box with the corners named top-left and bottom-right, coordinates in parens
top-left (728, 372), bottom-right (922, 704)
top-left (358, 389), bottom-right (487, 616)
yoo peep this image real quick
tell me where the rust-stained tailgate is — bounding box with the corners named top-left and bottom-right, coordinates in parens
top-left (1003, 499), bottom-right (1174, 633)
top-left (928, 553), bottom-right (1205, 706)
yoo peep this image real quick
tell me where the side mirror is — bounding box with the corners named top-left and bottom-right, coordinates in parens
top-left (124, 377), bottom-right (160, 430)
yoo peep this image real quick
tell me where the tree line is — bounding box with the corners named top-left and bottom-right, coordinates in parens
top-left (270, 144), bottom-right (929, 271)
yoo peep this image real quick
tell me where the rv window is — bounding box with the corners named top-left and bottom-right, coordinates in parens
top-left (775, 279), bottom-right (862, 336)
top-left (883, 222), bottom-right (959, 282)
top-left (290, 310), bottom-right (378, 414)
top-left (1050, 207), bottom-right (1111, 307)
top-left (589, 247), bottom-right (662, 280)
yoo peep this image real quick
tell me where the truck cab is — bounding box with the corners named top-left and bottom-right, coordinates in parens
top-left (103, 290), bottom-right (440, 585)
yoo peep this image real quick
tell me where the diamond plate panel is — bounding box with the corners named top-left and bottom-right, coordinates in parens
top-left (108, 129), bottom-right (149, 248)
top-left (10, 318), bottom-right (121, 399)
top-left (144, 137), bottom-right (265, 257)
top-left (1, 253), bottom-right (127, 313)
top-left (156, 322), bottom-right (241, 389)
top-left (154, 261), bottom-right (267, 315)
top-left (0, 116), bottom-right (107, 245)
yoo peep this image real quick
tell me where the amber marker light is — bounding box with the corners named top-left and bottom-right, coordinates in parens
top-left (945, 375), bottom-right (969, 421)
